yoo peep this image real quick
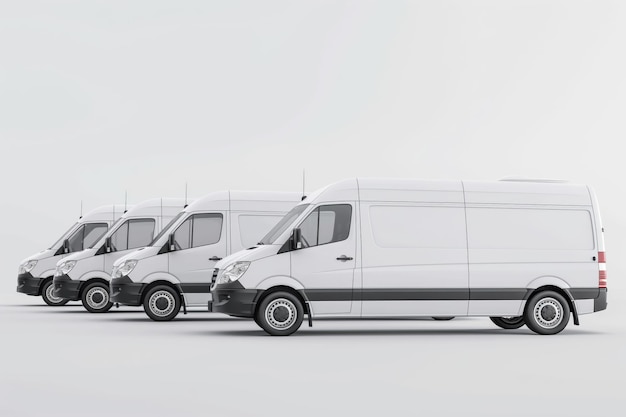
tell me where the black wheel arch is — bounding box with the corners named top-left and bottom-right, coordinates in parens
top-left (526, 285), bottom-right (579, 325)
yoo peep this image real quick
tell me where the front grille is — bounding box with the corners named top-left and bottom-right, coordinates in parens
top-left (211, 269), bottom-right (219, 286)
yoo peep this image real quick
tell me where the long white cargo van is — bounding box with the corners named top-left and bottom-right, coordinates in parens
top-left (210, 178), bottom-right (607, 336)
top-left (17, 205), bottom-right (126, 306)
top-left (53, 198), bottom-right (187, 313)
top-left (110, 191), bottom-right (301, 321)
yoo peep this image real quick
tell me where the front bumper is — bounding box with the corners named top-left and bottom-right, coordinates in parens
top-left (210, 281), bottom-right (261, 318)
top-left (110, 276), bottom-right (145, 306)
top-left (53, 275), bottom-right (83, 301)
top-left (16, 273), bottom-right (44, 296)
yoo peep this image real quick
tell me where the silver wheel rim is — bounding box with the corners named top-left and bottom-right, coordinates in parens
top-left (86, 286), bottom-right (109, 310)
top-left (265, 298), bottom-right (297, 330)
top-left (149, 290), bottom-right (175, 317)
top-left (533, 297), bottom-right (563, 329)
top-left (46, 284), bottom-right (64, 304)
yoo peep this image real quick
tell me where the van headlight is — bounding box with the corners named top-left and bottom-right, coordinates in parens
top-left (217, 262), bottom-right (250, 285)
top-left (19, 260), bottom-right (38, 274)
top-left (56, 260), bottom-right (77, 276)
top-left (115, 260), bottom-right (138, 278)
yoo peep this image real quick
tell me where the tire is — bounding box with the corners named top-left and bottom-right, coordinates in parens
top-left (524, 290), bottom-right (570, 335)
top-left (143, 285), bottom-right (181, 321)
top-left (490, 316), bottom-right (525, 329)
top-left (256, 291), bottom-right (304, 336)
top-left (81, 282), bottom-right (113, 313)
top-left (432, 317), bottom-right (455, 321)
top-left (41, 280), bottom-right (69, 306)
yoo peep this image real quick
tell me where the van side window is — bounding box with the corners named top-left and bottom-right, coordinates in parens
top-left (173, 217), bottom-right (192, 250)
top-left (299, 204), bottom-right (352, 247)
top-left (83, 223), bottom-right (108, 249)
top-left (127, 219), bottom-right (156, 249)
top-left (173, 214), bottom-right (223, 250)
top-left (110, 219), bottom-right (156, 252)
top-left (191, 214), bottom-right (223, 247)
top-left (68, 223), bottom-right (109, 252)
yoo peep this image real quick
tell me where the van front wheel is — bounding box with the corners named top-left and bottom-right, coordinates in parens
top-left (81, 282), bottom-right (113, 313)
top-left (143, 285), bottom-right (181, 321)
top-left (524, 291), bottom-right (570, 335)
top-left (490, 316), bottom-right (525, 329)
top-left (256, 291), bottom-right (303, 336)
top-left (41, 280), bottom-right (69, 306)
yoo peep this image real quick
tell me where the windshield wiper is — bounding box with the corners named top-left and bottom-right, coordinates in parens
top-left (256, 242), bottom-right (264, 245)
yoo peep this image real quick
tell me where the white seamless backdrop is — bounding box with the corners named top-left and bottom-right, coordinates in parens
top-left (1, 1), bottom-right (624, 292)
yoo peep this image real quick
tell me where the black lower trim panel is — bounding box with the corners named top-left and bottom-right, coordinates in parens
top-left (52, 275), bottom-right (83, 301)
top-left (594, 288), bottom-right (607, 312)
top-left (110, 276), bottom-right (146, 306)
top-left (17, 273), bottom-right (44, 296)
top-left (212, 281), bottom-right (261, 318)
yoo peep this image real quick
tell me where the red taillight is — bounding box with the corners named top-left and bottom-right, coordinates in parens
top-left (598, 251), bottom-right (607, 288)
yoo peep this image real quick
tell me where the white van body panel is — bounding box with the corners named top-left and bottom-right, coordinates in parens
top-left (113, 191), bottom-right (301, 308)
top-left (59, 199), bottom-right (187, 283)
top-left (212, 178), bottom-right (606, 324)
top-left (20, 205), bottom-right (126, 281)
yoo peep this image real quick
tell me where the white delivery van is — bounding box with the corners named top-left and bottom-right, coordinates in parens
top-left (17, 205), bottom-right (126, 306)
top-left (210, 178), bottom-right (607, 336)
top-left (53, 198), bottom-right (187, 313)
top-left (110, 191), bottom-right (301, 321)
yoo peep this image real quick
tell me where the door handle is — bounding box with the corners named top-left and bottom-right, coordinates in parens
top-left (209, 256), bottom-right (222, 261)
top-left (336, 255), bottom-right (353, 261)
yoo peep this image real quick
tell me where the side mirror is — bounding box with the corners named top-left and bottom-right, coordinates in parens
top-left (63, 239), bottom-right (70, 254)
top-left (168, 233), bottom-right (176, 252)
top-left (290, 228), bottom-right (302, 250)
top-left (105, 237), bottom-right (112, 253)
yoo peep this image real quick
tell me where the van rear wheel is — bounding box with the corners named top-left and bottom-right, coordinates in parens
top-left (81, 282), bottom-right (113, 313)
top-left (143, 285), bottom-right (181, 321)
top-left (524, 290), bottom-right (570, 335)
top-left (256, 291), bottom-right (303, 336)
top-left (490, 316), bottom-right (525, 329)
top-left (41, 280), bottom-right (69, 306)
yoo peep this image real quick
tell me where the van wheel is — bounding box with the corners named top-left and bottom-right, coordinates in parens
top-left (41, 280), bottom-right (69, 306)
top-left (256, 291), bottom-right (303, 336)
top-left (143, 285), bottom-right (181, 321)
top-left (432, 317), bottom-right (455, 321)
top-left (524, 290), bottom-right (570, 335)
top-left (81, 282), bottom-right (113, 313)
top-left (490, 316), bottom-right (525, 329)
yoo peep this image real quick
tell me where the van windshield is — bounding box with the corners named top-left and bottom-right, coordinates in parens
top-left (48, 222), bottom-right (79, 249)
top-left (258, 204), bottom-right (309, 245)
top-left (149, 212), bottom-right (186, 246)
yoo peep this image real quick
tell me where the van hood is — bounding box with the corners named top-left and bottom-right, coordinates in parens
top-left (61, 248), bottom-right (98, 263)
top-left (113, 246), bottom-right (159, 268)
top-left (20, 249), bottom-right (55, 264)
top-left (215, 244), bottom-right (280, 269)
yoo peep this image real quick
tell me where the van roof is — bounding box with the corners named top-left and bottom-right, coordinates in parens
top-left (80, 204), bottom-right (128, 223)
top-left (304, 178), bottom-right (592, 207)
top-left (184, 191), bottom-right (302, 213)
top-left (120, 198), bottom-right (188, 218)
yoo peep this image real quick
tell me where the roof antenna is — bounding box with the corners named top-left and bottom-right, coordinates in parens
top-left (124, 191), bottom-right (128, 214)
top-left (79, 200), bottom-right (83, 219)
top-left (301, 169), bottom-right (307, 200)
top-left (184, 182), bottom-right (189, 208)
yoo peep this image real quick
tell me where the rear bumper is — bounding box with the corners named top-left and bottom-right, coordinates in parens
top-left (110, 276), bottom-right (145, 306)
top-left (53, 275), bottom-right (83, 301)
top-left (16, 273), bottom-right (43, 296)
top-left (594, 288), bottom-right (608, 312)
top-left (210, 281), bottom-right (261, 318)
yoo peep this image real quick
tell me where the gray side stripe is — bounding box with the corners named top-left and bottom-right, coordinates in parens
top-left (179, 283), bottom-right (211, 293)
top-left (303, 288), bottom-right (601, 302)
